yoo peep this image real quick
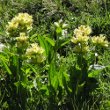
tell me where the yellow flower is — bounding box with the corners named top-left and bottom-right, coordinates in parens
top-left (17, 13), bottom-right (33, 29)
top-left (6, 21), bottom-right (19, 32)
top-left (72, 25), bottom-right (91, 44)
top-left (26, 43), bottom-right (45, 63)
top-left (6, 13), bottom-right (33, 34)
top-left (74, 25), bottom-right (91, 36)
top-left (26, 43), bottom-right (44, 56)
top-left (71, 25), bottom-right (91, 53)
top-left (91, 35), bottom-right (108, 47)
top-left (71, 35), bottom-right (89, 44)
top-left (74, 28), bottom-right (82, 36)
top-left (16, 32), bottom-right (28, 43)
top-left (78, 25), bottom-right (91, 35)
top-left (73, 43), bottom-right (89, 53)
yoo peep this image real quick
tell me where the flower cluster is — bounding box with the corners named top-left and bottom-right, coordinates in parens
top-left (6, 13), bottom-right (33, 35)
top-left (54, 19), bottom-right (68, 29)
top-left (71, 25), bottom-right (91, 44)
top-left (54, 19), bottom-right (68, 40)
top-left (16, 32), bottom-right (28, 48)
top-left (74, 25), bottom-right (91, 36)
top-left (16, 32), bottom-right (28, 43)
top-left (71, 25), bottom-right (109, 53)
top-left (26, 43), bottom-right (45, 63)
top-left (73, 44), bottom-right (89, 53)
top-left (71, 34), bottom-right (89, 44)
top-left (91, 34), bottom-right (108, 47)
top-left (71, 25), bottom-right (91, 53)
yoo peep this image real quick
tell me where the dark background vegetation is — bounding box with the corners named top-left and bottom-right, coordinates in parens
top-left (0, 0), bottom-right (110, 39)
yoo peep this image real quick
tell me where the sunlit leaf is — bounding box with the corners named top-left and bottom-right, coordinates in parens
top-left (1, 58), bottom-right (12, 75)
top-left (38, 35), bottom-right (49, 56)
top-left (88, 69), bottom-right (102, 77)
top-left (60, 39), bottom-right (71, 47)
top-left (43, 36), bottom-right (55, 46)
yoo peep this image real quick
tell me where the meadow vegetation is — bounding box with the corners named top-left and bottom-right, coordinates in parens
top-left (0, 0), bottom-right (110, 110)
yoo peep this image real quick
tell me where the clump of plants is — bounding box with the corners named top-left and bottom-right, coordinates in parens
top-left (0, 13), bottom-right (46, 109)
top-left (0, 13), bottom-right (109, 110)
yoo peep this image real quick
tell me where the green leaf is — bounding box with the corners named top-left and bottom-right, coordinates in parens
top-left (14, 81), bottom-right (21, 87)
top-left (60, 39), bottom-right (71, 47)
top-left (40, 85), bottom-right (49, 96)
top-left (56, 27), bottom-right (62, 34)
top-left (49, 60), bottom-right (56, 80)
top-left (63, 72), bottom-right (70, 82)
top-left (58, 73), bottom-right (63, 88)
top-left (25, 68), bottom-right (31, 74)
top-left (2, 102), bottom-right (8, 109)
top-left (43, 36), bottom-right (55, 46)
top-left (52, 75), bottom-right (58, 90)
top-left (30, 33), bottom-right (38, 41)
top-left (88, 70), bottom-right (102, 78)
top-left (38, 35), bottom-right (49, 56)
top-left (27, 64), bottom-right (37, 74)
top-left (1, 58), bottom-right (12, 75)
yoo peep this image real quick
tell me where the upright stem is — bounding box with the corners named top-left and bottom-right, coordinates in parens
top-left (16, 49), bottom-right (27, 110)
top-left (80, 43), bottom-right (83, 81)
